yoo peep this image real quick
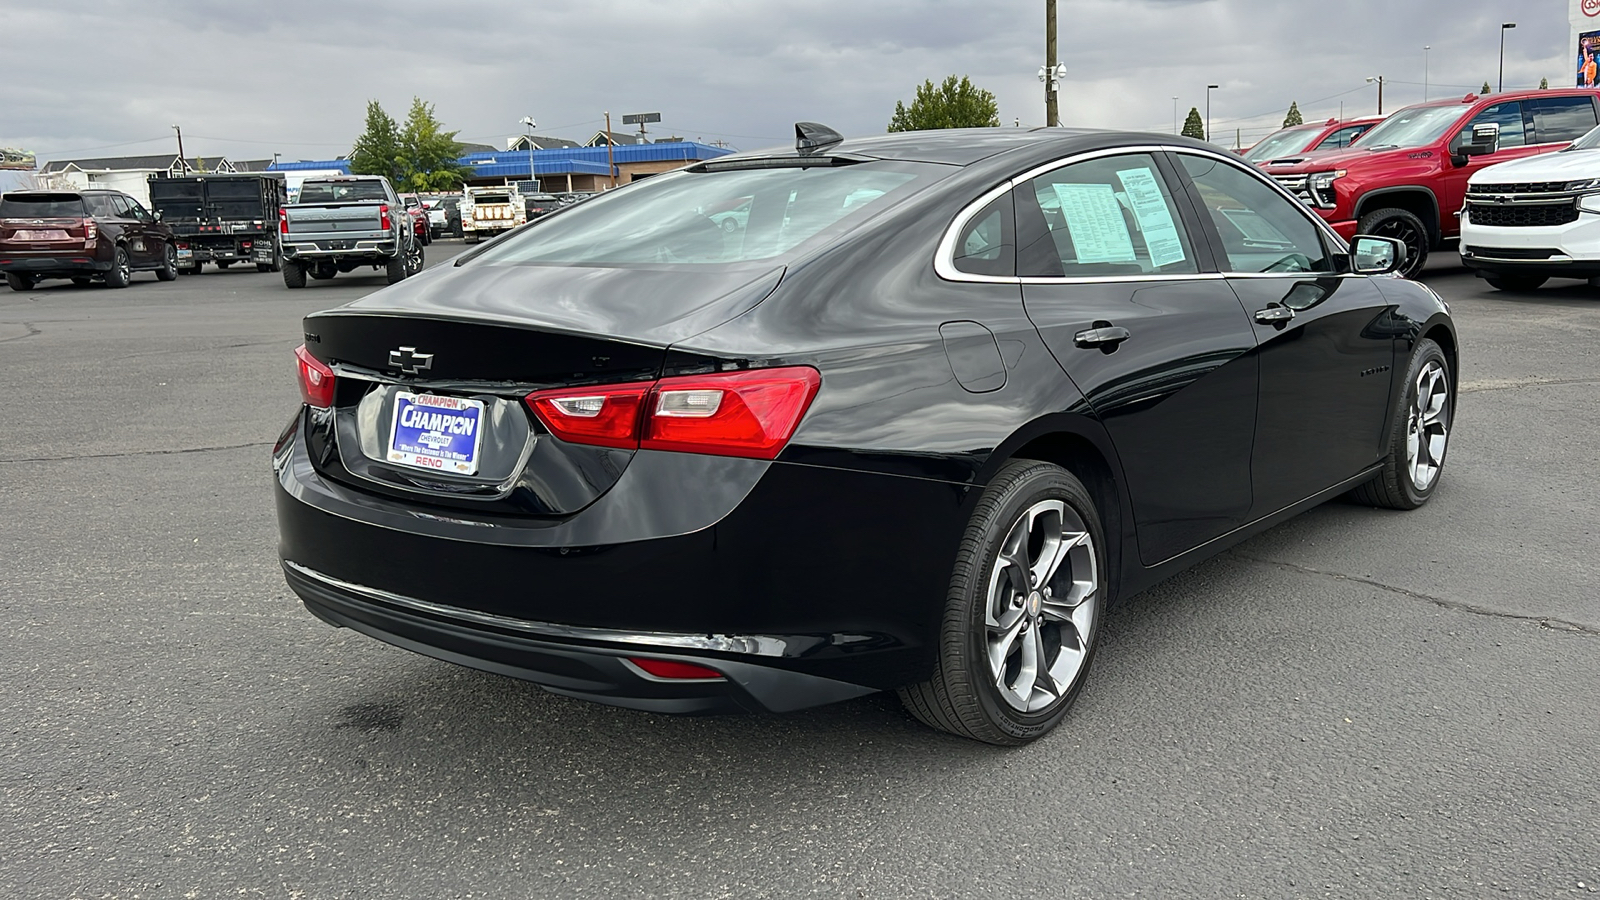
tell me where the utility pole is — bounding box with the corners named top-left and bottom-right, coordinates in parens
top-left (604, 111), bottom-right (616, 189)
top-left (1172, 96), bottom-right (1179, 135)
top-left (171, 124), bottom-right (187, 174)
top-left (1367, 75), bottom-right (1385, 115)
top-left (1045, 0), bottom-right (1058, 127)
top-left (1205, 84), bottom-right (1219, 142)
top-left (1424, 45), bottom-right (1431, 102)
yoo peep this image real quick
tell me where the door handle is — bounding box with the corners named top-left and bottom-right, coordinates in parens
top-left (1073, 324), bottom-right (1131, 350)
top-left (1254, 305), bottom-right (1295, 325)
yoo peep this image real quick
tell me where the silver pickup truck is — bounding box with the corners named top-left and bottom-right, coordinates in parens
top-left (279, 175), bottom-right (422, 289)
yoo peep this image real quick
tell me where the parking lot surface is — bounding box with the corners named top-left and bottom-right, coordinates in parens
top-left (2, 246), bottom-right (1596, 899)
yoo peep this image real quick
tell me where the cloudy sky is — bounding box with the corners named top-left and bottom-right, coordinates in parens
top-left (3, 0), bottom-right (1574, 164)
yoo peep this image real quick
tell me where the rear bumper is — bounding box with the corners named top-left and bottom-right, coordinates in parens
top-left (282, 237), bottom-right (396, 259)
top-left (0, 255), bottom-right (109, 276)
top-left (284, 560), bottom-right (875, 714)
top-left (272, 410), bottom-right (970, 712)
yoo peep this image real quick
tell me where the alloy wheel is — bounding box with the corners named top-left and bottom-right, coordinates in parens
top-left (116, 250), bottom-right (131, 283)
top-left (985, 499), bottom-right (1097, 713)
top-left (1371, 218), bottom-right (1425, 277)
top-left (1406, 359), bottom-right (1450, 491)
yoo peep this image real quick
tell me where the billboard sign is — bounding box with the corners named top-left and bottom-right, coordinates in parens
top-left (0, 148), bottom-right (36, 171)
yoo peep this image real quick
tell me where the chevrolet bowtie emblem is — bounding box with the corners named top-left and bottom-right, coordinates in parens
top-left (388, 346), bottom-right (433, 375)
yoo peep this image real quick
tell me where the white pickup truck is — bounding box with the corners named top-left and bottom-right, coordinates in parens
top-left (279, 175), bottom-right (422, 289)
top-left (460, 186), bottom-right (525, 243)
top-left (1460, 123), bottom-right (1600, 292)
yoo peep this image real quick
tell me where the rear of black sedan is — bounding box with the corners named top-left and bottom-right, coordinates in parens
top-left (276, 125), bottom-right (1455, 744)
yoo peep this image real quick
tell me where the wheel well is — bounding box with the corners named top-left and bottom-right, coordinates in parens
top-left (1010, 433), bottom-right (1125, 603)
top-left (1424, 324), bottom-right (1458, 389)
top-left (1356, 191), bottom-right (1440, 247)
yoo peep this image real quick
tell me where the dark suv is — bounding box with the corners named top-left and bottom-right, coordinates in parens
top-left (0, 189), bottom-right (178, 291)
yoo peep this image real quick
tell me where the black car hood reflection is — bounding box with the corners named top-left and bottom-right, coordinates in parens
top-left (340, 260), bottom-right (786, 346)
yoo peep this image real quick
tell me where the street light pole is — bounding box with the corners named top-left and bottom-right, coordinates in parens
top-left (1205, 84), bottom-right (1218, 142)
top-left (1499, 23), bottom-right (1517, 92)
top-left (1366, 76), bottom-right (1385, 115)
top-left (1172, 96), bottom-right (1179, 135)
top-left (1424, 45), bottom-right (1431, 102)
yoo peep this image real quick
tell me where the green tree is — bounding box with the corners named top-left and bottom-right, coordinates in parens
top-left (887, 75), bottom-right (1000, 132)
top-left (1540, 77), bottom-right (1549, 89)
top-left (349, 100), bottom-right (402, 182)
top-left (1481, 81), bottom-right (1492, 94)
top-left (1182, 107), bottom-right (1205, 140)
top-left (1283, 101), bottom-right (1303, 127)
top-left (397, 97), bottom-right (472, 192)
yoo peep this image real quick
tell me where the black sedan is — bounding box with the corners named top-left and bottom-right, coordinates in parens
top-left (275, 124), bottom-right (1456, 745)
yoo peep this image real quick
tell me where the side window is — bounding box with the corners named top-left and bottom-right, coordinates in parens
top-left (1456, 101), bottom-right (1527, 149)
top-left (124, 197), bottom-right (151, 220)
top-left (1531, 96), bottom-right (1599, 144)
top-left (85, 195), bottom-right (116, 218)
top-left (1178, 154), bottom-right (1333, 274)
top-left (108, 194), bottom-right (132, 218)
top-left (951, 193), bottom-right (1014, 277)
top-left (1016, 153), bottom-right (1198, 278)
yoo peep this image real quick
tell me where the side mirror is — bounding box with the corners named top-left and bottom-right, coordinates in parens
top-left (1350, 235), bottom-right (1406, 275)
top-left (1457, 122), bottom-right (1501, 161)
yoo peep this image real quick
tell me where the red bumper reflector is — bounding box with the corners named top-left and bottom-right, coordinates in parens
top-left (627, 657), bottom-right (726, 680)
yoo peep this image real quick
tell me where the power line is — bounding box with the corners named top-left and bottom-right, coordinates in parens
top-left (29, 135), bottom-right (173, 158)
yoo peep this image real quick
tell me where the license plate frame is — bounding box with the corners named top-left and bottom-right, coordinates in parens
top-left (386, 392), bottom-right (486, 476)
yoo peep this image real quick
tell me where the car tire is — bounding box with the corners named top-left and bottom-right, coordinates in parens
top-left (156, 244), bottom-right (178, 282)
top-left (1484, 275), bottom-right (1548, 292)
top-left (898, 459), bottom-right (1106, 746)
top-left (405, 240), bottom-right (425, 276)
top-left (6, 273), bottom-right (35, 292)
top-left (282, 260), bottom-right (307, 290)
top-left (1349, 338), bottom-right (1453, 511)
top-left (1356, 208), bottom-right (1429, 279)
top-left (104, 247), bottom-right (131, 289)
top-left (386, 252), bottom-right (407, 285)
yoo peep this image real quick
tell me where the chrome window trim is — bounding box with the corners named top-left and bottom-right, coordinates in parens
top-left (934, 143), bottom-right (1358, 285)
top-left (284, 560), bottom-right (791, 657)
top-left (933, 180), bottom-right (1019, 284)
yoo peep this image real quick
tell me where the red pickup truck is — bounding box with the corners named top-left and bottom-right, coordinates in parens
top-left (1264, 89), bottom-right (1600, 277)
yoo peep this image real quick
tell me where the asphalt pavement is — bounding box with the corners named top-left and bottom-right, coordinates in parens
top-left (1, 245), bottom-right (1596, 899)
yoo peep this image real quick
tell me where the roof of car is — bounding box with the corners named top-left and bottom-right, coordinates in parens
top-left (725, 127), bottom-right (1220, 166)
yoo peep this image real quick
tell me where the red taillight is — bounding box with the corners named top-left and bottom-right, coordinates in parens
top-left (524, 366), bottom-right (820, 460)
top-left (626, 657), bottom-right (725, 680)
top-left (526, 384), bottom-right (649, 450)
top-left (175, 241), bottom-right (189, 250)
top-left (379, 204), bottom-right (391, 232)
top-left (294, 344), bottom-right (335, 408)
top-left (82, 218), bottom-right (97, 242)
top-left (240, 240), bottom-right (252, 249)
top-left (279, 208), bottom-right (288, 235)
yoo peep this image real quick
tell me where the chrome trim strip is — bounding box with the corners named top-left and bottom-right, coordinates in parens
top-left (1467, 254), bottom-right (1575, 264)
top-left (933, 180), bottom-right (1021, 284)
top-left (1018, 272), bottom-right (1226, 285)
top-left (283, 560), bottom-right (790, 657)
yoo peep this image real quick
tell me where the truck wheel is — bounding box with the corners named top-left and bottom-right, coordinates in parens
top-left (282, 260), bottom-right (307, 289)
top-left (1484, 275), bottom-right (1548, 292)
top-left (386, 254), bottom-right (407, 285)
top-left (6, 273), bottom-right (35, 292)
top-left (405, 240), bottom-right (425, 276)
top-left (155, 244), bottom-right (178, 282)
top-left (104, 247), bottom-right (132, 288)
top-left (1356, 208), bottom-right (1429, 279)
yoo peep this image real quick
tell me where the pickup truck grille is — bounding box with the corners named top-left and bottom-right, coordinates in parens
top-left (1271, 175), bottom-right (1310, 200)
top-left (1470, 181), bottom-right (1568, 195)
top-left (1466, 203), bottom-right (1580, 228)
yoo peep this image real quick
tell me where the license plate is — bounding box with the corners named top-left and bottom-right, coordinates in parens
top-left (14, 229), bottom-right (66, 241)
top-left (387, 392), bottom-right (485, 475)
top-left (176, 248), bottom-right (193, 259)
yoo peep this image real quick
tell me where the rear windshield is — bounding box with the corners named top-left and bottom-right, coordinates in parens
top-left (298, 181), bottom-right (387, 203)
top-left (0, 194), bottom-right (86, 217)
top-left (1243, 127), bottom-right (1318, 162)
top-left (472, 161), bottom-right (940, 266)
